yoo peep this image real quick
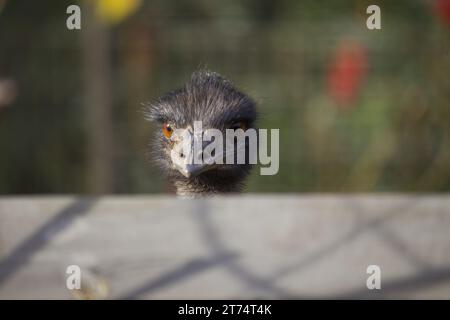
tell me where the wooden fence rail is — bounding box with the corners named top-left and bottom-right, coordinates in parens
top-left (0, 195), bottom-right (449, 299)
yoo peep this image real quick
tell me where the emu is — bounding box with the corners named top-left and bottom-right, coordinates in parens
top-left (145, 70), bottom-right (258, 197)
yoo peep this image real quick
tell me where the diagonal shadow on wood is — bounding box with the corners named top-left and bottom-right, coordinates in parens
top-left (119, 200), bottom-right (292, 299)
top-left (191, 200), bottom-right (294, 298)
top-left (119, 252), bottom-right (238, 299)
top-left (268, 198), bottom-right (423, 282)
top-left (0, 198), bottom-right (97, 287)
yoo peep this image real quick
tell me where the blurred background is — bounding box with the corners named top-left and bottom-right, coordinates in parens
top-left (0, 0), bottom-right (449, 194)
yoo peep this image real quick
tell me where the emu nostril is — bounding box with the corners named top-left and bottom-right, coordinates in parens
top-left (179, 152), bottom-right (185, 158)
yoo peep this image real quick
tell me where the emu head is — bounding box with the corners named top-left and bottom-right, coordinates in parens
top-left (145, 70), bottom-right (258, 197)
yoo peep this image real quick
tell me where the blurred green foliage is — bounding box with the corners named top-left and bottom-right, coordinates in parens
top-left (0, 0), bottom-right (449, 194)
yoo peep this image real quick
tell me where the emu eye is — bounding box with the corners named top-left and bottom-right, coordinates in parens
top-left (230, 121), bottom-right (247, 131)
top-left (162, 122), bottom-right (173, 138)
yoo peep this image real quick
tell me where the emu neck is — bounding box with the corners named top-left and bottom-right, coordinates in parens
top-left (173, 178), bottom-right (241, 198)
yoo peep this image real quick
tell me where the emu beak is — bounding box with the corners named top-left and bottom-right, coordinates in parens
top-left (175, 163), bottom-right (215, 178)
top-left (170, 128), bottom-right (218, 178)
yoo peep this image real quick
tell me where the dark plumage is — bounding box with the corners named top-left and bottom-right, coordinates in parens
top-left (145, 70), bottom-right (258, 197)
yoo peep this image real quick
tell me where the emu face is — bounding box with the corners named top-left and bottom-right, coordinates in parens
top-left (145, 71), bottom-right (257, 196)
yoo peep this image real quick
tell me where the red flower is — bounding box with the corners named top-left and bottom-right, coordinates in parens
top-left (434, 0), bottom-right (450, 27)
top-left (327, 40), bottom-right (368, 109)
